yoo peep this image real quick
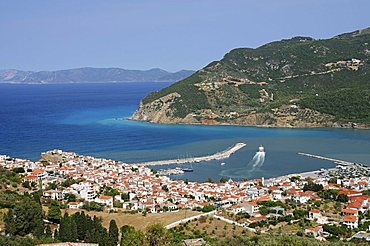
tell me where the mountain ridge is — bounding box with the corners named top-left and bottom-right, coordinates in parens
top-left (130, 27), bottom-right (370, 128)
top-left (0, 67), bottom-right (195, 83)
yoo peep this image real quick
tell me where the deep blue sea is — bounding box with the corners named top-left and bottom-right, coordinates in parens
top-left (0, 83), bottom-right (369, 182)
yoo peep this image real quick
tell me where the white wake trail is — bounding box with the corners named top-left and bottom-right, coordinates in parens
top-left (248, 151), bottom-right (266, 171)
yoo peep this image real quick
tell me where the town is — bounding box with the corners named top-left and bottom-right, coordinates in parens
top-left (0, 150), bottom-right (370, 243)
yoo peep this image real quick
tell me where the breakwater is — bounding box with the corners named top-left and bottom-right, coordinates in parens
top-left (297, 152), bottom-right (354, 165)
top-left (130, 143), bottom-right (246, 167)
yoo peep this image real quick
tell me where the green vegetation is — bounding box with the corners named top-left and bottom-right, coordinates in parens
top-left (103, 187), bottom-right (119, 197)
top-left (142, 73), bottom-right (210, 118)
top-left (137, 27), bottom-right (370, 125)
top-left (0, 167), bottom-right (22, 190)
top-left (47, 200), bottom-right (62, 223)
top-left (108, 220), bottom-right (119, 246)
top-left (82, 201), bottom-right (104, 211)
top-left (300, 88), bottom-right (370, 123)
top-left (303, 182), bottom-right (323, 192)
top-left (64, 193), bottom-right (77, 202)
top-left (4, 193), bottom-right (44, 237)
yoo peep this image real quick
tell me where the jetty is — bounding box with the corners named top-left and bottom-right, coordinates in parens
top-left (130, 142), bottom-right (246, 167)
top-left (297, 152), bottom-right (354, 166)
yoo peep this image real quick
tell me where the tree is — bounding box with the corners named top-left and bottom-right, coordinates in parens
top-left (54, 229), bottom-right (59, 240)
top-left (162, 185), bottom-right (169, 192)
top-left (205, 178), bottom-right (215, 183)
top-left (121, 225), bottom-right (145, 246)
top-left (12, 167), bottom-right (25, 174)
top-left (318, 189), bottom-right (339, 200)
top-left (45, 224), bottom-right (52, 238)
top-left (46, 183), bottom-right (58, 190)
top-left (59, 213), bottom-right (70, 242)
top-left (104, 187), bottom-right (120, 197)
top-left (219, 177), bottom-right (228, 183)
top-left (290, 176), bottom-right (301, 183)
top-left (48, 200), bottom-right (62, 223)
top-left (74, 212), bottom-right (87, 240)
top-left (59, 212), bottom-right (78, 242)
top-left (329, 177), bottom-right (337, 184)
top-left (201, 205), bottom-right (215, 212)
top-left (64, 193), bottom-right (77, 203)
top-left (303, 182), bottom-right (323, 192)
top-left (33, 220), bottom-right (45, 238)
top-left (4, 197), bottom-right (44, 237)
top-left (259, 206), bottom-right (270, 216)
top-left (108, 220), bottom-right (119, 246)
top-left (362, 189), bottom-right (370, 196)
top-left (4, 209), bottom-right (16, 235)
top-left (293, 209), bottom-right (308, 219)
top-left (82, 201), bottom-right (104, 211)
top-left (22, 181), bottom-right (31, 189)
top-left (70, 219), bottom-right (78, 242)
top-left (145, 223), bottom-right (172, 246)
top-left (121, 193), bottom-right (129, 202)
top-left (337, 194), bottom-right (349, 203)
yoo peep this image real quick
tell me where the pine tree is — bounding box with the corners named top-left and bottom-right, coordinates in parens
top-left (4, 209), bottom-right (16, 236)
top-left (70, 218), bottom-right (78, 242)
top-left (121, 226), bottom-right (145, 246)
top-left (108, 220), bottom-right (119, 246)
top-left (145, 223), bottom-right (172, 246)
top-left (75, 212), bottom-right (87, 240)
top-left (84, 230), bottom-right (92, 243)
top-left (59, 212), bottom-right (70, 241)
top-left (33, 220), bottom-right (45, 238)
top-left (48, 200), bottom-right (62, 223)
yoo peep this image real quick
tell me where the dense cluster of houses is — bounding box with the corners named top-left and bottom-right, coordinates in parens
top-left (1, 151), bottom-right (370, 240)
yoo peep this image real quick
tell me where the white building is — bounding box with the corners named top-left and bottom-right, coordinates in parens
top-left (95, 195), bottom-right (113, 208)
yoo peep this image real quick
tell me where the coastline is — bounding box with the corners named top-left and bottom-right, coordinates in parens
top-left (127, 117), bottom-right (370, 130)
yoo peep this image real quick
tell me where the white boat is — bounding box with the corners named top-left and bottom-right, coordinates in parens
top-left (258, 145), bottom-right (265, 152)
top-left (221, 162), bottom-right (226, 166)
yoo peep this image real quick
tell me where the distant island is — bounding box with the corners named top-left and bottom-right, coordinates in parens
top-left (131, 27), bottom-right (370, 128)
top-left (0, 67), bottom-right (194, 84)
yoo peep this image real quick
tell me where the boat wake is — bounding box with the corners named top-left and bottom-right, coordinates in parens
top-left (247, 146), bottom-right (266, 171)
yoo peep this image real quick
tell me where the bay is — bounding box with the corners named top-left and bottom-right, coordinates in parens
top-left (0, 83), bottom-right (369, 182)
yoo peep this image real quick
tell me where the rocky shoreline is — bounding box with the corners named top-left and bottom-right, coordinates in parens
top-left (129, 94), bottom-right (369, 129)
top-left (127, 117), bottom-right (369, 130)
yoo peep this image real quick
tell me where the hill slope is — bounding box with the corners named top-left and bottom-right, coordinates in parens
top-left (131, 28), bottom-right (370, 128)
top-left (0, 68), bottom-right (194, 83)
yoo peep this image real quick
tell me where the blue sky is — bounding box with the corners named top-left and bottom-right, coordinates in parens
top-left (1, 0), bottom-right (369, 72)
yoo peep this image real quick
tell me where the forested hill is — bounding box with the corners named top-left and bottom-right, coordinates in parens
top-left (131, 28), bottom-right (370, 128)
top-left (0, 68), bottom-right (194, 83)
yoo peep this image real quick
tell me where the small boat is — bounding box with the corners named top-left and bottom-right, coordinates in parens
top-left (182, 163), bottom-right (194, 172)
top-left (182, 168), bottom-right (194, 172)
top-left (258, 145), bottom-right (265, 152)
top-left (221, 162), bottom-right (226, 166)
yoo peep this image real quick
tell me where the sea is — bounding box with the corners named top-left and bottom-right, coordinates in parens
top-left (0, 83), bottom-right (369, 182)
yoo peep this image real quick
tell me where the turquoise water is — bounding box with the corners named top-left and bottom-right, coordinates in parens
top-left (0, 83), bottom-right (369, 182)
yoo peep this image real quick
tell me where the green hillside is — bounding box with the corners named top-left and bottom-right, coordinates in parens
top-left (132, 28), bottom-right (370, 127)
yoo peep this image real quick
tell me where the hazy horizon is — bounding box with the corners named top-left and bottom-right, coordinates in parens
top-left (1, 0), bottom-right (370, 72)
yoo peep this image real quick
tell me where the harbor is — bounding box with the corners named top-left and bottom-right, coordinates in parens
top-left (130, 142), bottom-right (246, 167)
top-left (297, 152), bottom-right (355, 166)
top-left (157, 167), bottom-right (185, 176)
